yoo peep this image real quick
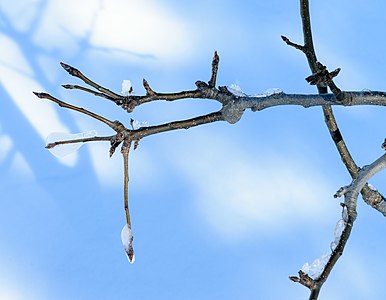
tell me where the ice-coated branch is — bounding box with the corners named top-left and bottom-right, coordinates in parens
top-left (290, 204), bottom-right (354, 300)
top-left (335, 153), bottom-right (386, 217)
top-left (283, 0), bottom-right (386, 215)
top-left (282, 0), bottom-right (381, 299)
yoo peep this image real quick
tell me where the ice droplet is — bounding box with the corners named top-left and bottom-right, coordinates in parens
top-left (121, 224), bottom-right (135, 264)
top-left (46, 130), bottom-right (97, 157)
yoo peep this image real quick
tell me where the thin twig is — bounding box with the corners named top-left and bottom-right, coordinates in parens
top-left (60, 62), bottom-right (123, 99)
top-left (62, 84), bottom-right (116, 101)
top-left (33, 92), bottom-right (116, 129)
top-left (208, 51), bottom-right (220, 87)
top-left (121, 140), bottom-right (135, 263)
top-left (121, 140), bottom-right (132, 227)
top-left (46, 135), bottom-right (114, 149)
top-left (131, 111), bottom-right (225, 140)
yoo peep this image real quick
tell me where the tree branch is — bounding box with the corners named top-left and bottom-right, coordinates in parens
top-left (282, 0), bottom-right (386, 298)
top-left (283, 1), bottom-right (385, 216)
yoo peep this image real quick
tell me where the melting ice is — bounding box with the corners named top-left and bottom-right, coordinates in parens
top-left (301, 253), bottom-right (330, 279)
top-left (46, 130), bottom-right (97, 157)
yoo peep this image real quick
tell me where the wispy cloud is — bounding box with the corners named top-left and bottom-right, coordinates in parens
top-left (169, 131), bottom-right (336, 240)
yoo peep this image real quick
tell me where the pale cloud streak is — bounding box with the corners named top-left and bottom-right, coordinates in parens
top-left (0, 33), bottom-right (76, 166)
top-left (170, 132), bottom-right (335, 240)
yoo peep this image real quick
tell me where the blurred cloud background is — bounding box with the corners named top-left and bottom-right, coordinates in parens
top-left (1, 0), bottom-right (386, 299)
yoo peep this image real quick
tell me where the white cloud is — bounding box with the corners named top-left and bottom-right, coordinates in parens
top-left (31, 0), bottom-right (101, 55)
top-left (89, 0), bottom-right (195, 63)
top-left (23, 0), bottom-right (196, 63)
top-left (0, 33), bottom-right (33, 76)
top-left (170, 132), bottom-right (335, 240)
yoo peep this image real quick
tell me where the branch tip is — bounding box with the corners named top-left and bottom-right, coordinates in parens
top-left (195, 80), bottom-right (208, 89)
top-left (45, 143), bottom-right (56, 149)
top-left (33, 91), bottom-right (48, 98)
top-left (143, 78), bottom-right (156, 96)
top-left (208, 51), bottom-right (220, 87)
top-left (281, 35), bottom-right (305, 52)
top-left (60, 62), bottom-right (80, 76)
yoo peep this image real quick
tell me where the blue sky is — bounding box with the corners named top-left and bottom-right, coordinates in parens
top-left (1, 0), bottom-right (386, 299)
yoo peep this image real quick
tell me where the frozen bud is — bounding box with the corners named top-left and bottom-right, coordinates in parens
top-left (121, 224), bottom-right (135, 264)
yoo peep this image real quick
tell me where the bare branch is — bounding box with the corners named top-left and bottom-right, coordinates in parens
top-left (121, 141), bottom-right (132, 227)
top-left (33, 92), bottom-right (117, 129)
top-left (131, 111), bottom-right (225, 140)
top-left (208, 51), bottom-right (220, 87)
top-left (121, 140), bottom-right (135, 263)
top-left (281, 35), bottom-right (306, 52)
top-left (142, 79), bottom-right (156, 96)
top-left (60, 62), bottom-right (122, 99)
top-left (62, 84), bottom-right (116, 101)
